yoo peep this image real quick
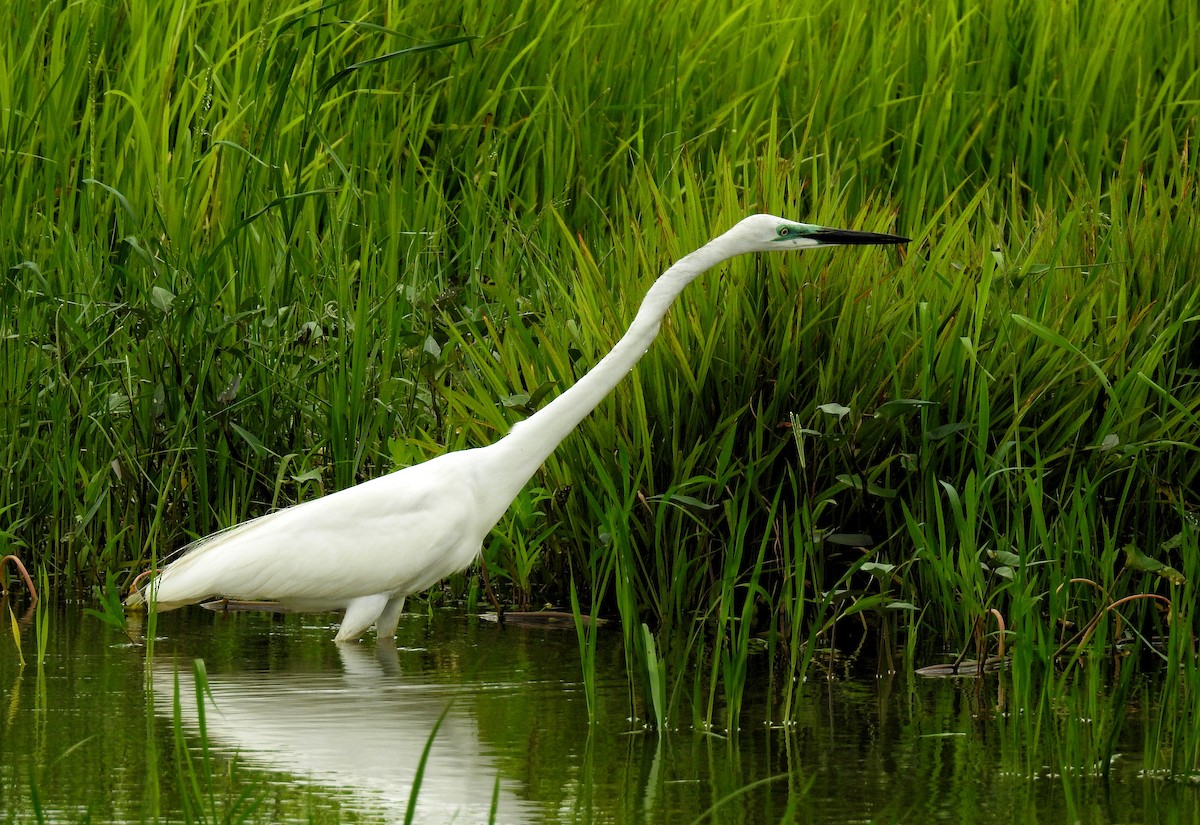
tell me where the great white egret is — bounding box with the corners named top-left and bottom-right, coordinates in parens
top-left (126, 215), bottom-right (908, 641)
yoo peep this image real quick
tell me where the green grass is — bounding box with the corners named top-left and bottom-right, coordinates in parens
top-left (3, 0), bottom-right (1200, 746)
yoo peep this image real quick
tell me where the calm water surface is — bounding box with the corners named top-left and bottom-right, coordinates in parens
top-left (1, 602), bottom-right (1196, 823)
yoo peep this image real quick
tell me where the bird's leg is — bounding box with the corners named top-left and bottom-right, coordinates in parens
top-left (478, 558), bottom-right (504, 622)
top-left (374, 595), bottom-right (406, 643)
top-left (335, 593), bottom-right (390, 643)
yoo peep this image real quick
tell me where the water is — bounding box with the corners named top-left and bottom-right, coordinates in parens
top-left (2, 602), bottom-right (1197, 823)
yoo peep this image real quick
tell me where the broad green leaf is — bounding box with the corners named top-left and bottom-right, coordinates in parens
top-left (150, 286), bottom-right (175, 313)
top-left (662, 494), bottom-right (718, 511)
top-left (817, 402), bottom-right (851, 418)
top-left (988, 549), bottom-right (1021, 568)
top-left (926, 422), bottom-right (968, 440)
top-left (106, 393), bottom-right (129, 415)
top-left (1123, 544), bottom-right (1185, 586)
top-left (229, 422), bottom-right (270, 457)
top-left (876, 398), bottom-right (937, 418)
top-left (826, 532), bottom-right (874, 547)
top-left (835, 474), bottom-right (897, 498)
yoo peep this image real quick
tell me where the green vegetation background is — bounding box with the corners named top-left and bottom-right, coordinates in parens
top-left (3, 0), bottom-right (1199, 666)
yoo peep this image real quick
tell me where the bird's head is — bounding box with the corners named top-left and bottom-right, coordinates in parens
top-left (727, 214), bottom-right (909, 253)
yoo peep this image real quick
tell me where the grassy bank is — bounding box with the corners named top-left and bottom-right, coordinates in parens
top-left (3, 0), bottom-right (1200, 727)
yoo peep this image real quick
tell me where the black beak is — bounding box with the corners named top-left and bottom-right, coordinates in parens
top-left (810, 228), bottom-right (911, 246)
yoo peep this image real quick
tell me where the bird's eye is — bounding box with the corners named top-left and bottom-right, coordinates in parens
top-left (778, 227), bottom-right (790, 236)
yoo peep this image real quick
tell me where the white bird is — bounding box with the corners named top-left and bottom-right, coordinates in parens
top-left (126, 215), bottom-right (908, 642)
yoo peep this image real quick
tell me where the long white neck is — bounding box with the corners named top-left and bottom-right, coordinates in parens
top-left (475, 228), bottom-right (747, 520)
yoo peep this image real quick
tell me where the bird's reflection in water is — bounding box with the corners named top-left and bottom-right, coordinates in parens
top-left (153, 643), bottom-right (534, 824)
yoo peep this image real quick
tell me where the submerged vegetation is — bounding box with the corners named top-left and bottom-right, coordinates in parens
top-left (3, 0), bottom-right (1200, 751)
